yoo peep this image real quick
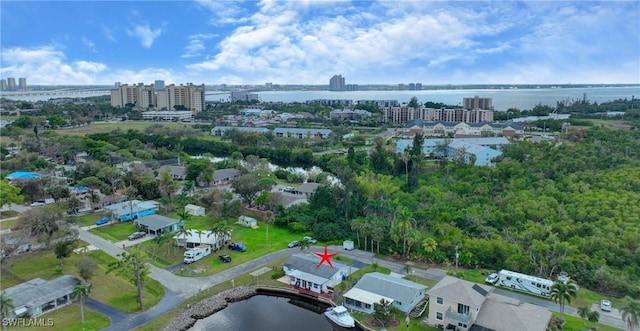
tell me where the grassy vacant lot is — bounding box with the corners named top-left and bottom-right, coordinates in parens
top-left (0, 218), bottom-right (20, 230)
top-left (53, 122), bottom-right (189, 136)
top-left (136, 223), bottom-right (304, 275)
top-left (552, 312), bottom-right (621, 331)
top-left (0, 246), bottom-right (164, 313)
top-left (8, 305), bottom-right (110, 331)
top-left (90, 221), bottom-right (138, 242)
top-left (70, 211), bottom-right (111, 227)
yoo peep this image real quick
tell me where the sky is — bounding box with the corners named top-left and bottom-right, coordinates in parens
top-left (1, 0), bottom-right (639, 86)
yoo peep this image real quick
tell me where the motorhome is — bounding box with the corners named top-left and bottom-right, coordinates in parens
top-left (497, 269), bottom-right (554, 297)
top-left (183, 245), bottom-right (212, 264)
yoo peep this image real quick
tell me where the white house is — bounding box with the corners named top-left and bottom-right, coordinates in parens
top-left (282, 253), bottom-right (354, 294)
top-left (237, 215), bottom-right (257, 228)
top-left (2, 275), bottom-right (84, 318)
top-left (185, 204), bottom-right (205, 216)
top-left (173, 229), bottom-right (230, 250)
top-left (343, 272), bottom-right (427, 314)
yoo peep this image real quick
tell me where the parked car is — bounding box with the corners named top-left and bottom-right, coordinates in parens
top-left (219, 254), bottom-right (232, 263)
top-left (228, 242), bottom-right (247, 252)
top-left (600, 299), bottom-right (612, 312)
top-left (303, 236), bottom-right (317, 244)
top-left (288, 240), bottom-right (300, 248)
top-left (485, 273), bottom-right (499, 284)
top-left (128, 232), bottom-right (146, 240)
top-left (95, 217), bottom-right (109, 226)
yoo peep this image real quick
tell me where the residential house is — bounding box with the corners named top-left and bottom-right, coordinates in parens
top-left (104, 200), bottom-right (157, 222)
top-left (210, 126), bottom-right (270, 137)
top-left (291, 183), bottom-right (320, 197)
top-left (427, 276), bottom-right (493, 331)
top-left (185, 204), bottom-right (205, 216)
top-left (211, 168), bottom-right (242, 185)
top-left (273, 128), bottom-right (332, 139)
top-left (282, 253), bottom-right (354, 294)
top-left (343, 272), bottom-right (427, 314)
top-left (135, 214), bottom-right (182, 236)
top-left (2, 275), bottom-right (84, 318)
top-left (174, 229), bottom-right (230, 250)
top-left (403, 121), bottom-right (524, 138)
top-left (427, 276), bottom-right (551, 331)
top-left (158, 165), bottom-right (186, 180)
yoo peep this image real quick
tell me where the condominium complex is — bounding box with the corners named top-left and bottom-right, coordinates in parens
top-left (1, 77), bottom-right (26, 91)
top-left (110, 83), bottom-right (205, 112)
top-left (463, 96), bottom-right (493, 110)
top-left (329, 74), bottom-right (346, 91)
top-left (382, 97), bottom-right (494, 125)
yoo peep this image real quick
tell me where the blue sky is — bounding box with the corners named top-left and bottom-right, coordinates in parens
top-left (1, 1), bottom-right (639, 85)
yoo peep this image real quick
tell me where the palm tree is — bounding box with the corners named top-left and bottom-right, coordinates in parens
top-left (550, 279), bottom-right (578, 319)
top-left (177, 210), bottom-right (192, 224)
top-left (174, 225), bottom-right (191, 252)
top-left (195, 229), bottom-right (205, 246)
top-left (264, 211), bottom-right (274, 248)
top-left (1, 293), bottom-right (15, 331)
top-left (298, 239), bottom-right (311, 253)
top-left (72, 284), bottom-right (90, 326)
top-left (621, 296), bottom-right (640, 331)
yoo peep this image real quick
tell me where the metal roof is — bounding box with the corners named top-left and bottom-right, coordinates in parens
top-left (344, 287), bottom-right (394, 305)
top-left (2, 275), bottom-right (82, 310)
top-left (354, 272), bottom-right (426, 304)
top-left (136, 214), bottom-right (180, 231)
top-left (284, 253), bottom-right (347, 279)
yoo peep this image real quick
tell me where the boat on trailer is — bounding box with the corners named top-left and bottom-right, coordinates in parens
top-left (324, 305), bottom-right (355, 328)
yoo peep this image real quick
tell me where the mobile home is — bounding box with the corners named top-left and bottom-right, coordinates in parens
top-left (497, 270), bottom-right (554, 297)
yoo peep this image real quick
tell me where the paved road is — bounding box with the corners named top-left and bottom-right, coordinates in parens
top-left (78, 228), bottom-right (626, 330)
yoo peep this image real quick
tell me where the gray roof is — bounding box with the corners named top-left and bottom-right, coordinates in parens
top-left (354, 272), bottom-right (426, 304)
top-left (427, 276), bottom-right (492, 308)
top-left (284, 253), bottom-right (347, 279)
top-left (212, 168), bottom-right (242, 180)
top-left (136, 214), bottom-right (180, 231)
top-left (474, 294), bottom-right (552, 331)
top-left (273, 128), bottom-right (332, 135)
top-left (158, 165), bottom-right (185, 177)
top-left (104, 200), bottom-right (156, 216)
top-left (2, 275), bottom-right (83, 309)
top-left (211, 126), bottom-right (270, 133)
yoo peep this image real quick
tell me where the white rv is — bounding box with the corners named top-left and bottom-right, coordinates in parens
top-left (183, 245), bottom-right (212, 264)
top-left (497, 269), bottom-right (554, 297)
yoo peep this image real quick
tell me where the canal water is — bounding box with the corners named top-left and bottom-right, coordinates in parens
top-left (189, 295), bottom-right (360, 331)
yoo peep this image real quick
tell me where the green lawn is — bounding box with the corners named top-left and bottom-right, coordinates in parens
top-left (89, 221), bottom-right (138, 242)
top-left (8, 305), bottom-right (110, 331)
top-left (0, 247), bottom-right (164, 313)
top-left (70, 211), bottom-right (111, 227)
top-left (552, 312), bottom-right (622, 331)
top-left (0, 218), bottom-right (21, 230)
top-left (136, 223), bottom-right (304, 275)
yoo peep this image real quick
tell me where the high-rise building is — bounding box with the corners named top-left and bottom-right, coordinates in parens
top-left (415, 83), bottom-right (422, 90)
top-left (156, 83), bottom-right (205, 112)
top-left (463, 96), bottom-right (493, 110)
top-left (18, 78), bottom-right (27, 91)
top-left (7, 78), bottom-right (16, 91)
top-left (154, 80), bottom-right (165, 90)
top-left (329, 74), bottom-right (345, 91)
top-left (0, 79), bottom-right (6, 91)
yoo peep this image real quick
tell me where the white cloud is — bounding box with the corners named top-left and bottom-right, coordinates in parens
top-left (0, 46), bottom-right (185, 85)
top-left (81, 37), bottom-right (97, 53)
top-left (127, 23), bottom-right (165, 48)
top-left (195, 0), bottom-right (249, 25)
top-left (182, 33), bottom-right (217, 58)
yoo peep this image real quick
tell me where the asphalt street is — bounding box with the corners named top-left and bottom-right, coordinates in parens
top-left (76, 227), bottom-right (627, 330)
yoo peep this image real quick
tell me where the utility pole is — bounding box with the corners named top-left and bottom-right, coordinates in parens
top-left (455, 245), bottom-right (459, 274)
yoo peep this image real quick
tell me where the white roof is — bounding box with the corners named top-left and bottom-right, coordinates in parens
top-left (343, 287), bottom-right (393, 305)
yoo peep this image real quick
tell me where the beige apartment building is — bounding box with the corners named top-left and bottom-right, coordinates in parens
top-left (383, 106), bottom-right (493, 125)
top-left (111, 83), bottom-right (205, 112)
